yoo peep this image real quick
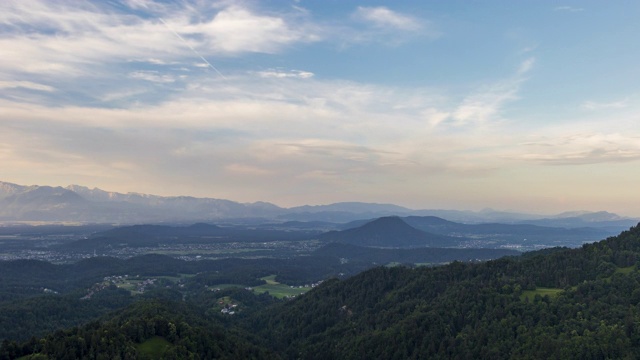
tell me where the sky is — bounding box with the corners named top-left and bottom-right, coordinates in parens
top-left (1, 0), bottom-right (640, 216)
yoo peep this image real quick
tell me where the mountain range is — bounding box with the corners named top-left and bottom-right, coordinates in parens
top-left (0, 181), bottom-right (637, 230)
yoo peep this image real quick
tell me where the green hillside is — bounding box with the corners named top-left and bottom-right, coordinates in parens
top-left (2, 224), bottom-right (640, 359)
top-left (246, 224), bottom-right (640, 359)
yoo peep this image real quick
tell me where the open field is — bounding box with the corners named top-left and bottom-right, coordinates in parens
top-left (520, 287), bottom-right (563, 301)
top-left (253, 275), bottom-right (310, 299)
top-left (615, 265), bottom-right (635, 275)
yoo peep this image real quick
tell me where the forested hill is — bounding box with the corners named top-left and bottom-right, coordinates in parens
top-left (319, 216), bottom-right (462, 247)
top-left (4, 223), bottom-right (640, 359)
top-left (247, 223), bottom-right (640, 359)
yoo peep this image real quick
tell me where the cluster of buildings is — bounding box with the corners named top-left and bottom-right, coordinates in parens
top-left (219, 302), bottom-right (238, 315)
top-left (290, 280), bottom-right (324, 289)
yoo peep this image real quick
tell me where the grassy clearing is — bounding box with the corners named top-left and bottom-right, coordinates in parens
top-left (137, 336), bottom-right (172, 358)
top-left (520, 287), bottom-right (563, 301)
top-left (116, 282), bottom-right (138, 292)
top-left (615, 265), bottom-right (635, 275)
top-left (262, 274), bottom-right (278, 284)
top-left (253, 275), bottom-right (310, 299)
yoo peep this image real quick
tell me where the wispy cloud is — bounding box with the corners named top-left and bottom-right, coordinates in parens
top-left (0, 80), bottom-right (55, 92)
top-left (554, 6), bottom-right (585, 12)
top-left (0, 0), bottom-right (539, 189)
top-left (128, 71), bottom-right (178, 83)
top-left (447, 58), bottom-right (535, 126)
top-left (121, 0), bottom-right (168, 12)
top-left (517, 58), bottom-right (536, 75)
top-left (353, 6), bottom-right (422, 32)
top-left (521, 148), bottom-right (640, 165)
top-left (581, 99), bottom-right (629, 110)
top-left (0, 55), bottom-right (539, 195)
top-left (0, 1), bottom-right (320, 79)
top-left (0, 48), bottom-right (544, 190)
top-left (0, 0), bottom-right (329, 110)
top-left (255, 69), bottom-right (314, 79)
top-left (516, 129), bottom-right (640, 165)
top-left (346, 6), bottom-right (439, 45)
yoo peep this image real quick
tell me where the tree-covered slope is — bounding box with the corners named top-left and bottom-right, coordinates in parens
top-left (246, 223), bottom-right (640, 359)
top-left (0, 299), bottom-right (278, 360)
top-left (3, 224), bottom-right (640, 359)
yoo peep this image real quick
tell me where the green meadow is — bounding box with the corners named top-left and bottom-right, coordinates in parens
top-left (252, 275), bottom-right (310, 299)
top-left (520, 287), bottom-right (563, 301)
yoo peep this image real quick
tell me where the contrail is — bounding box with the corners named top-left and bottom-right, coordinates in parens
top-left (159, 17), bottom-right (226, 80)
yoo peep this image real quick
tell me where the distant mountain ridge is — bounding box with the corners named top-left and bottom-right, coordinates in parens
top-left (0, 181), bottom-right (285, 223)
top-left (0, 180), bottom-right (637, 228)
top-left (320, 215), bottom-right (620, 250)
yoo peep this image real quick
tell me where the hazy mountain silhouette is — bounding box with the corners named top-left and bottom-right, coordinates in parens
top-left (319, 216), bottom-right (461, 248)
top-left (0, 180), bottom-right (636, 229)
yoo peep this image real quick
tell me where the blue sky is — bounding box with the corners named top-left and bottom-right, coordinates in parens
top-left (1, 0), bottom-right (640, 216)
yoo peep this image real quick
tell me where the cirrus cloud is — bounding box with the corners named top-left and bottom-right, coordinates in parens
top-left (353, 6), bottom-right (423, 32)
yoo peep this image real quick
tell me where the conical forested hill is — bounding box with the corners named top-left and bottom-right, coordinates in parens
top-left (319, 216), bottom-right (462, 248)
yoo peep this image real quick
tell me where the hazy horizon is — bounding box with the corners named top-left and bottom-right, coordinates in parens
top-left (2, 179), bottom-right (637, 219)
top-left (2, 1), bottom-right (639, 217)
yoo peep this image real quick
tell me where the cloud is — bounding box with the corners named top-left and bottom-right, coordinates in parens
top-left (451, 84), bottom-right (518, 125)
top-left (519, 45), bottom-right (538, 54)
top-left (225, 163), bottom-right (273, 176)
top-left (0, 51), bottom-right (542, 189)
top-left (0, 3), bottom-right (177, 78)
top-left (353, 6), bottom-right (422, 32)
top-left (98, 88), bottom-right (149, 102)
top-left (581, 99), bottom-right (629, 110)
top-left (0, 66), bottom-right (528, 197)
top-left (0, 80), bottom-right (55, 92)
top-left (517, 132), bottom-right (640, 165)
top-left (0, 0), bottom-right (330, 110)
top-left (554, 6), bottom-right (585, 12)
top-left (522, 148), bottom-right (640, 165)
top-left (517, 57), bottom-right (536, 75)
top-left (181, 6), bottom-right (320, 54)
top-left (121, 0), bottom-right (167, 12)
top-left (128, 71), bottom-right (178, 83)
top-left (448, 58), bottom-right (535, 126)
top-left (256, 69), bottom-right (314, 79)
top-left (342, 6), bottom-right (439, 46)
top-left (143, 58), bottom-right (178, 65)
top-left (0, 0), bottom-right (320, 80)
